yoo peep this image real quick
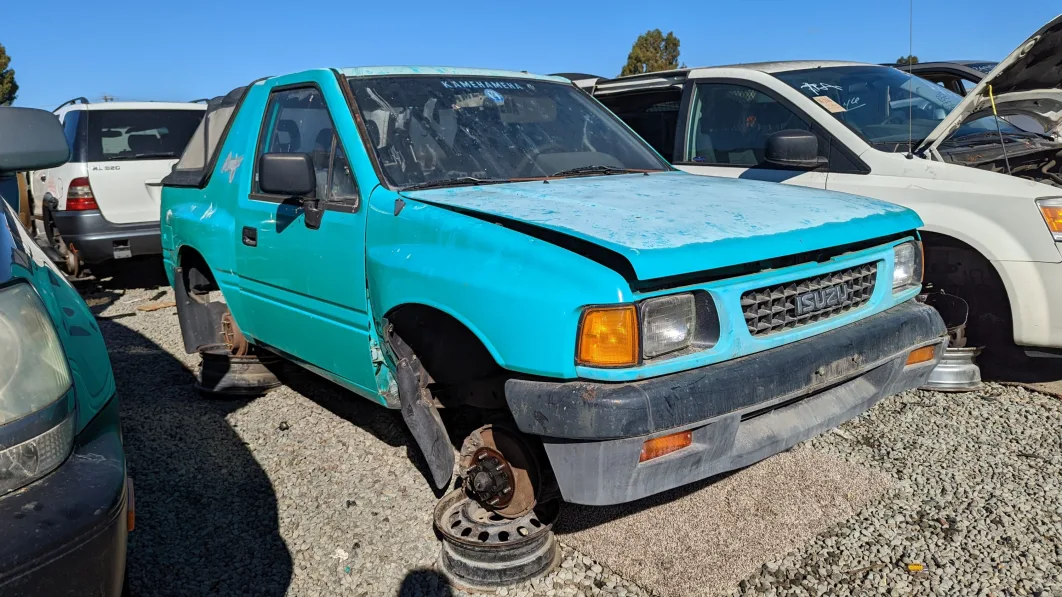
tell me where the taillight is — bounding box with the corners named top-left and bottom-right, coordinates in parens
top-left (65, 177), bottom-right (98, 211)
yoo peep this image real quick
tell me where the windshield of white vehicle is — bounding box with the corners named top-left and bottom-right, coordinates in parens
top-left (775, 66), bottom-right (1023, 151)
top-left (347, 76), bottom-right (669, 189)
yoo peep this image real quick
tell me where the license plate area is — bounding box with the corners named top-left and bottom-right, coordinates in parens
top-left (112, 241), bottom-right (132, 259)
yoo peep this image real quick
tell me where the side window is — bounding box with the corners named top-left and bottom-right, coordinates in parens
top-left (598, 89), bottom-right (682, 161)
top-left (685, 83), bottom-right (826, 167)
top-left (61, 111), bottom-right (80, 151)
top-left (255, 87), bottom-right (358, 205)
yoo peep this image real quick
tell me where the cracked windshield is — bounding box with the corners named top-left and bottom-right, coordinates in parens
top-left (347, 76), bottom-right (668, 189)
top-left (775, 65), bottom-right (1023, 151)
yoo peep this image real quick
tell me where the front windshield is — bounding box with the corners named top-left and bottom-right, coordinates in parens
top-left (775, 66), bottom-right (1023, 151)
top-left (347, 76), bottom-right (669, 189)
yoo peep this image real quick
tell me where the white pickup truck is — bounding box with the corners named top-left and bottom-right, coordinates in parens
top-left (573, 14), bottom-right (1062, 356)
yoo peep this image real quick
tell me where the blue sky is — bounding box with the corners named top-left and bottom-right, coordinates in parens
top-left (5, 1), bottom-right (1059, 109)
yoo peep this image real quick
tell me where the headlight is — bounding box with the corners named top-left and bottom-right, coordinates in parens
top-left (576, 305), bottom-right (638, 367)
top-left (892, 241), bottom-right (923, 292)
top-left (641, 294), bottom-right (695, 359)
top-left (1036, 198), bottom-right (1062, 241)
top-left (0, 283), bottom-right (74, 496)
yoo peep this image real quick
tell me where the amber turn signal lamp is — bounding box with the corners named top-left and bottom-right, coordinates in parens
top-left (639, 430), bottom-right (693, 462)
top-left (905, 345), bottom-right (937, 366)
top-left (577, 305), bottom-right (638, 367)
top-left (1039, 204), bottom-right (1062, 236)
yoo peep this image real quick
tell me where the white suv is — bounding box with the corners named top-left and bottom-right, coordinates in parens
top-left (31, 99), bottom-right (205, 274)
top-left (573, 15), bottom-right (1062, 357)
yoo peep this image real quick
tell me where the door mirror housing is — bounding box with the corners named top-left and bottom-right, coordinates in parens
top-left (259, 153), bottom-right (317, 197)
top-left (764, 130), bottom-right (828, 169)
top-left (0, 108), bottom-right (71, 174)
top-left (258, 153), bottom-right (323, 230)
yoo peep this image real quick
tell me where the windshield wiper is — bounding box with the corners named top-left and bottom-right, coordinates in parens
top-left (401, 176), bottom-right (510, 191)
top-left (106, 152), bottom-right (178, 161)
top-left (548, 165), bottom-right (649, 178)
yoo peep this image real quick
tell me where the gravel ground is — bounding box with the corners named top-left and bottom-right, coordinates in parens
top-left (88, 269), bottom-right (651, 597)
top-left (85, 264), bottom-right (1062, 597)
top-left (735, 385), bottom-right (1062, 597)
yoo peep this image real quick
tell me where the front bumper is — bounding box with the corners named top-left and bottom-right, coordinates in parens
top-left (505, 300), bottom-right (946, 505)
top-left (50, 208), bottom-right (160, 264)
top-left (0, 397), bottom-right (128, 596)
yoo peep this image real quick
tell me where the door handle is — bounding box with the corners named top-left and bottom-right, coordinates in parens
top-left (242, 226), bottom-right (257, 247)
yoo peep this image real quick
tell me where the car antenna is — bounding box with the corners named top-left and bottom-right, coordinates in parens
top-left (905, 0), bottom-right (914, 159)
top-left (988, 84), bottom-right (1013, 175)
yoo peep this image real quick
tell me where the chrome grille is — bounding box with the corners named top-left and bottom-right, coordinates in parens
top-left (741, 262), bottom-right (878, 336)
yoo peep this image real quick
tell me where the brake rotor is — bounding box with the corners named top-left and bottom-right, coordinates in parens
top-left (460, 425), bottom-right (540, 519)
top-left (221, 311), bottom-right (250, 356)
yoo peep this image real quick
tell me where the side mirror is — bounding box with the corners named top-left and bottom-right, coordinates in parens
top-left (258, 153), bottom-right (323, 230)
top-left (0, 108), bottom-right (71, 174)
top-left (764, 130), bottom-right (828, 169)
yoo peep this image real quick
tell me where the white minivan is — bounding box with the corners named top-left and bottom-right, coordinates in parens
top-left (575, 15), bottom-right (1062, 356)
top-left (31, 99), bottom-right (205, 274)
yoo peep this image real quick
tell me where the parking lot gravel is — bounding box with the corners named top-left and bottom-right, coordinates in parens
top-left (86, 265), bottom-right (1062, 597)
top-left (89, 271), bottom-right (651, 597)
top-left (735, 384), bottom-right (1062, 597)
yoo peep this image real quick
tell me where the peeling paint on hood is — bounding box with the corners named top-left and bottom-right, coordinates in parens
top-left (402, 171), bottom-right (921, 281)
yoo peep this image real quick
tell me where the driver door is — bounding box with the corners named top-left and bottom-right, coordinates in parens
top-left (232, 81), bottom-right (379, 399)
top-left (674, 81), bottom-right (828, 189)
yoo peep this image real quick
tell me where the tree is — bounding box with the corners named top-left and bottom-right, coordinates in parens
top-left (896, 55), bottom-right (920, 66)
top-left (620, 29), bottom-right (682, 76)
top-left (0, 44), bottom-right (17, 106)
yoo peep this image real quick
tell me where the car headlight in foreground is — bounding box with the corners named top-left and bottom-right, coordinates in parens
top-left (892, 241), bottom-right (924, 292)
top-left (0, 283), bottom-right (75, 496)
top-left (577, 293), bottom-right (719, 366)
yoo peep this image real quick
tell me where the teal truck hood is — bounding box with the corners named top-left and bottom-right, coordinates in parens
top-left (402, 171), bottom-right (921, 281)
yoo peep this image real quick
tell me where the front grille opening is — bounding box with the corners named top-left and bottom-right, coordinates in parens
top-left (741, 262), bottom-right (878, 336)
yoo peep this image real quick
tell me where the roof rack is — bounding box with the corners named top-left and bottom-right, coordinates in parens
top-left (53, 97), bottom-right (90, 112)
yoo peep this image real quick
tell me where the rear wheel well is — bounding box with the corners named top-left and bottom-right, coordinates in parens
top-left (177, 246), bottom-right (218, 298)
top-left (921, 231), bottom-right (1013, 346)
top-left (386, 304), bottom-right (507, 409)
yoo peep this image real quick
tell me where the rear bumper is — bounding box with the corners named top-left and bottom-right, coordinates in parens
top-left (50, 208), bottom-right (160, 264)
top-left (504, 300), bottom-right (946, 505)
top-left (0, 397), bottom-right (128, 596)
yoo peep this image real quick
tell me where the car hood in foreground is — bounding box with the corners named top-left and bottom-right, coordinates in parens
top-left (919, 14), bottom-right (1062, 155)
top-left (401, 172), bottom-right (920, 282)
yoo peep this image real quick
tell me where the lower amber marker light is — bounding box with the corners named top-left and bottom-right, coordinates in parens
top-left (639, 430), bottom-right (693, 462)
top-left (906, 345), bottom-right (937, 366)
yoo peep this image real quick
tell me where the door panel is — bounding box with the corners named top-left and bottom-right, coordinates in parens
top-left (232, 82), bottom-right (378, 399)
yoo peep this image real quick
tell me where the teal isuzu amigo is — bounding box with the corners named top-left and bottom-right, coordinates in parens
top-left (160, 67), bottom-right (945, 520)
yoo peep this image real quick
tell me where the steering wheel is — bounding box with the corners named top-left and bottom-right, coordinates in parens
top-left (883, 113), bottom-right (908, 125)
top-left (515, 143), bottom-right (568, 177)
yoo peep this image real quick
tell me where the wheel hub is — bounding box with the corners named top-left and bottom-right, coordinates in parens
top-left (459, 425), bottom-right (540, 518)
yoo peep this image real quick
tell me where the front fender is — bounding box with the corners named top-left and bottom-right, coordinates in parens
top-left (365, 189), bottom-right (631, 379)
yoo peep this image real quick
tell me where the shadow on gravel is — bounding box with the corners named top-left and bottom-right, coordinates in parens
top-left (88, 267), bottom-right (293, 596)
top-left (398, 569), bottom-right (455, 596)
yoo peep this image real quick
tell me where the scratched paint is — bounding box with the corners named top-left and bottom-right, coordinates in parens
top-left (404, 171), bottom-right (921, 281)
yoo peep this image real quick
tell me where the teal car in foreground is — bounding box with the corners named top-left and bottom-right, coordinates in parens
top-left (0, 108), bottom-right (128, 596)
top-left (160, 67), bottom-right (945, 515)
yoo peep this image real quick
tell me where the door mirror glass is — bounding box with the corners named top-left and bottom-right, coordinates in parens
top-left (258, 152), bottom-right (316, 196)
top-left (764, 130), bottom-right (827, 169)
top-left (0, 108), bottom-right (71, 174)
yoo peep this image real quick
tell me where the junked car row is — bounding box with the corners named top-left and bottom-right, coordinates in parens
top-left (0, 12), bottom-right (1059, 596)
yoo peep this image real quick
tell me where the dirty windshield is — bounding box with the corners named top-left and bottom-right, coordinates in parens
top-left (347, 76), bottom-right (669, 189)
top-left (775, 66), bottom-right (1022, 151)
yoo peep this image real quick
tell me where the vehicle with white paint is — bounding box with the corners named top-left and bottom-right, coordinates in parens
top-left (31, 98), bottom-right (205, 275)
top-left (574, 14), bottom-right (1062, 355)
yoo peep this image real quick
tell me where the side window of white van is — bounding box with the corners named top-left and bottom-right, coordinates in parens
top-left (686, 83), bottom-right (827, 168)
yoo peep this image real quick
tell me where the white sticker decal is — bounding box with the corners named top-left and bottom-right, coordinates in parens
top-left (221, 153), bottom-right (244, 183)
